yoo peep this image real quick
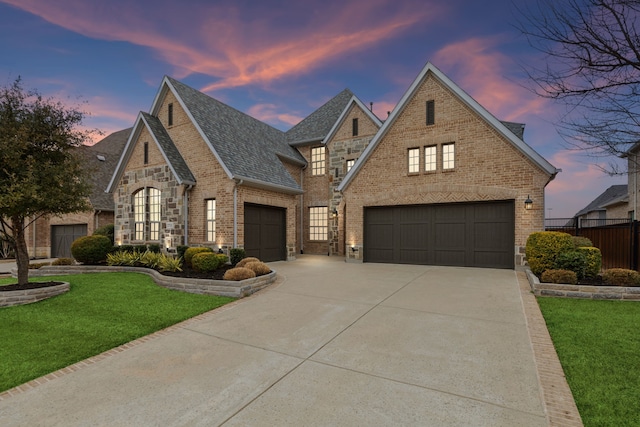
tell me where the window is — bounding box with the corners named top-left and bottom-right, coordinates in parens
top-left (206, 199), bottom-right (216, 242)
top-left (311, 146), bottom-right (325, 176)
top-left (352, 118), bottom-right (359, 136)
top-left (168, 103), bottom-right (174, 126)
top-left (133, 188), bottom-right (161, 241)
top-left (424, 145), bottom-right (436, 172)
top-left (309, 207), bottom-right (328, 241)
top-left (408, 148), bottom-right (420, 173)
top-left (143, 142), bottom-right (149, 165)
top-left (426, 100), bottom-right (435, 125)
top-left (443, 143), bottom-right (455, 170)
top-left (346, 159), bottom-right (355, 172)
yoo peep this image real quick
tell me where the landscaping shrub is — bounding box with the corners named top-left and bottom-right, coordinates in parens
top-left (133, 244), bottom-right (148, 253)
top-left (526, 231), bottom-right (575, 276)
top-left (602, 269), bottom-right (640, 287)
top-left (541, 269), bottom-right (578, 285)
top-left (177, 245), bottom-right (189, 260)
top-left (28, 262), bottom-right (51, 269)
top-left (148, 243), bottom-right (161, 253)
top-left (576, 246), bottom-right (602, 278)
top-left (93, 224), bottom-right (114, 245)
top-left (243, 261), bottom-right (271, 276)
top-left (230, 248), bottom-right (246, 266)
top-left (106, 251), bottom-right (131, 266)
top-left (216, 254), bottom-right (229, 265)
top-left (184, 247), bottom-right (214, 267)
top-left (71, 235), bottom-right (113, 265)
top-left (572, 236), bottom-right (593, 248)
top-left (158, 255), bottom-right (182, 272)
top-left (236, 257), bottom-right (260, 268)
top-left (52, 258), bottom-right (74, 266)
top-left (191, 252), bottom-right (224, 272)
top-left (554, 250), bottom-right (588, 280)
top-left (140, 251), bottom-right (162, 269)
top-left (117, 245), bottom-right (135, 253)
top-left (223, 267), bottom-right (256, 281)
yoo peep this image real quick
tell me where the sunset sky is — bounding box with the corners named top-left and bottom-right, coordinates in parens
top-left (0, 0), bottom-right (626, 218)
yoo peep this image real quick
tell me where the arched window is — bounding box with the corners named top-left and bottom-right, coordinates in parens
top-left (133, 187), bottom-right (161, 241)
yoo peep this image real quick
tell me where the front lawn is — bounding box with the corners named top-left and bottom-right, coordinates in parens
top-left (0, 273), bottom-right (234, 392)
top-left (538, 297), bottom-right (640, 427)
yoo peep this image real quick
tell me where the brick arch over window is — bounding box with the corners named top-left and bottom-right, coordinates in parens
top-left (133, 187), bottom-right (161, 241)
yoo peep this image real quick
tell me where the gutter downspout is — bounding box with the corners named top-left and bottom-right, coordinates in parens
top-left (32, 216), bottom-right (36, 259)
top-left (300, 168), bottom-right (304, 254)
top-left (234, 179), bottom-right (243, 248)
top-left (183, 185), bottom-right (193, 246)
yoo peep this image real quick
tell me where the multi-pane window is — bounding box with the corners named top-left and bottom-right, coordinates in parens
top-left (425, 145), bottom-right (436, 172)
top-left (311, 146), bottom-right (325, 176)
top-left (408, 148), bottom-right (420, 173)
top-left (133, 188), bottom-right (161, 241)
top-left (352, 118), bottom-right (359, 136)
top-left (443, 143), bottom-right (455, 170)
top-left (426, 100), bottom-right (435, 125)
top-left (309, 207), bottom-right (328, 241)
top-left (206, 199), bottom-right (216, 242)
top-left (346, 159), bottom-right (355, 172)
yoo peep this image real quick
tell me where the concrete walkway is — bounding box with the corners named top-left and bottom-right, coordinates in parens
top-left (1, 256), bottom-right (550, 426)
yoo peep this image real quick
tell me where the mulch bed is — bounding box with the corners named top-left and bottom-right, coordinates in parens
top-left (0, 281), bottom-right (65, 292)
top-left (157, 264), bottom-right (235, 280)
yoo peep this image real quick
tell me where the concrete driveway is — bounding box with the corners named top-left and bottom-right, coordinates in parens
top-left (0, 256), bottom-right (548, 426)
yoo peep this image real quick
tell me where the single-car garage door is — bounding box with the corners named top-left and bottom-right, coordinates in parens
top-left (51, 224), bottom-right (88, 258)
top-left (244, 204), bottom-right (286, 262)
top-left (364, 201), bottom-right (514, 269)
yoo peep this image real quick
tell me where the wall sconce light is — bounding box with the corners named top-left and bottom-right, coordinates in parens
top-left (524, 195), bottom-right (533, 210)
top-left (331, 208), bottom-right (338, 218)
top-left (351, 246), bottom-right (358, 252)
top-left (218, 247), bottom-right (224, 254)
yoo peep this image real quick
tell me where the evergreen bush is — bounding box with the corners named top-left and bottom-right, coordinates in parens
top-left (526, 231), bottom-right (575, 276)
top-left (541, 269), bottom-right (578, 285)
top-left (71, 235), bottom-right (113, 265)
top-left (184, 247), bottom-right (214, 267)
top-left (554, 250), bottom-right (588, 280)
top-left (576, 247), bottom-right (602, 278)
top-left (93, 224), bottom-right (115, 245)
top-left (191, 252), bottom-right (223, 272)
top-left (229, 248), bottom-right (246, 266)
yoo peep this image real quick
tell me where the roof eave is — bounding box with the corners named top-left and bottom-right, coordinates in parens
top-left (234, 175), bottom-right (304, 195)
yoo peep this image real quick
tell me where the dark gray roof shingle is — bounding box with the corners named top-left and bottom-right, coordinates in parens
top-left (141, 112), bottom-right (196, 185)
top-left (501, 121), bottom-right (525, 140)
top-left (575, 184), bottom-right (628, 216)
top-left (286, 89), bottom-right (354, 144)
top-left (167, 77), bottom-right (304, 192)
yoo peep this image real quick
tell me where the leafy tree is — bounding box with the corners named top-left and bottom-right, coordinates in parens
top-left (517, 0), bottom-right (640, 171)
top-left (0, 78), bottom-right (93, 285)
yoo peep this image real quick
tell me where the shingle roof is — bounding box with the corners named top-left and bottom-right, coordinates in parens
top-left (501, 121), bottom-right (525, 140)
top-left (575, 185), bottom-right (628, 217)
top-left (166, 77), bottom-right (304, 192)
top-left (80, 128), bottom-right (130, 211)
top-left (286, 89), bottom-right (355, 144)
top-left (140, 112), bottom-right (196, 185)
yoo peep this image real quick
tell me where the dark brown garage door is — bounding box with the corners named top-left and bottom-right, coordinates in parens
top-left (364, 201), bottom-right (514, 269)
top-left (244, 204), bottom-right (286, 262)
top-left (51, 224), bottom-right (88, 258)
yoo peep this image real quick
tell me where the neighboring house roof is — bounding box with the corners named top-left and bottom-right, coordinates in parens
top-left (80, 128), bottom-right (130, 211)
top-left (574, 184), bottom-right (628, 217)
top-left (338, 62), bottom-right (559, 192)
top-left (286, 89), bottom-right (355, 145)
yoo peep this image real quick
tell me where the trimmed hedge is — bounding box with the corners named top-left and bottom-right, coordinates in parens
top-left (236, 257), bottom-right (260, 268)
top-left (223, 267), bottom-right (256, 281)
top-left (230, 248), bottom-right (246, 266)
top-left (184, 247), bottom-right (214, 267)
top-left (177, 245), bottom-right (189, 260)
top-left (93, 224), bottom-right (114, 245)
top-left (572, 236), bottom-right (593, 248)
top-left (576, 246), bottom-right (602, 278)
top-left (71, 235), bottom-right (113, 265)
top-left (191, 252), bottom-right (224, 273)
top-left (554, 251), bottom-right (587, 280)
top-left (602, 268), bottom-right (640, 286)
top-left (541, 269), bottom-right (578, 285)
top-left (244, 261), bottom-right (271, 276)
top-left (526, 231), bottom-right (575, 276)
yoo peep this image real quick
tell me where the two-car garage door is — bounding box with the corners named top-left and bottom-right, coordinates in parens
top-left (364, 201), bottom-right (514, 269)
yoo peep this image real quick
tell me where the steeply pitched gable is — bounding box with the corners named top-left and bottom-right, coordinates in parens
top-left (574, 184), bottom-right (628, 216)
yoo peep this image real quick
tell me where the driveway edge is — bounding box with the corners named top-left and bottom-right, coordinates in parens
top-left (516, 270), bottom-right (583, 427)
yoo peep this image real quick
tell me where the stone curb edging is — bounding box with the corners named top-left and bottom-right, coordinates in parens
top-left (0, 282), bottom-right (70, 308)
top-left (526, 269), bottom-right (640, 300)
top-left (12, 266), bottom-right (276, 298)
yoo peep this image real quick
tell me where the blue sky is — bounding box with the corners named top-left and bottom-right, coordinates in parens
top-left (0, 0), bottom-right (626, 217)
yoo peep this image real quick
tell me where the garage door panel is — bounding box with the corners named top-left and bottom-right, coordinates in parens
top-left (364, 201), bottom-right (514, 269)
top-left (244, 204), bottom-right (286, 262)
top-left (51, 224), bottom-right (87, 258)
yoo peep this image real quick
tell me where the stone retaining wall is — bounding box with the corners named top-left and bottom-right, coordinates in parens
top-left (0, 282), bottom-right (70, 308)
top-left (13, 266), bottom-right (276, 298)
top-left (526, 269), bottom-right (640, 300)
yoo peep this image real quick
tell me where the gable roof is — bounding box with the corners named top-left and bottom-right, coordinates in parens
top-left (106, 112), bottom-right (196, 193)
top-left (286, 89), bottom-right (355, 145)
top-left (575, 184), bottom-right (628, 217)
top-left (161, 77), bottom-right (304, 193)
top-left (80, 128), bottom-right (130, 211)
top-left (322, 95), bottom-right (383, 145)
top-left (338, 62), bottom-right (559, 192)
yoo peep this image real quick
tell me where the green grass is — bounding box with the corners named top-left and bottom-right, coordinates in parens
top-left (537, 297), bottom-right (640, 426)
top-left (0, 273), bottom-right (234, 392)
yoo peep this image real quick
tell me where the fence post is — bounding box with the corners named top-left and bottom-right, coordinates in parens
top-left (574, 216), bottom-right (579, 236)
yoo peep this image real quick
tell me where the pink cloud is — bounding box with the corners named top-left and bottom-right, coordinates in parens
top-left (3, 0), bottom-right (442, 92)
top-left (247, 103), bottom-right (303, 128)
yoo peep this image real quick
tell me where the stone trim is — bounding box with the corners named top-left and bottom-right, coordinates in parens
top-left (14, 266), bottom-right (276, 298)
top-left (0, 282), bottom-right (70, 307)
top-left (526, 269), bottom-right (640, 300)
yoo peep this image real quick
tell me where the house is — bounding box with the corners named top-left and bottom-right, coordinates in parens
top-left (574, 184), bottom-right (630, 226)
top-left (24, 128), bottom-right (130, 258)
top-left (108, 62), bottom-right (558, 268)
top-left (624, 143), bottom-right (640, 219)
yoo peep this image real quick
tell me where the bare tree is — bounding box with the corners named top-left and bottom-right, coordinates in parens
top-left (517, 0), bottom-right (640, 172)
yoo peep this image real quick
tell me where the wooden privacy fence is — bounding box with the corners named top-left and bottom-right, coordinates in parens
top-left (545, 218), bottom-right (638, 271)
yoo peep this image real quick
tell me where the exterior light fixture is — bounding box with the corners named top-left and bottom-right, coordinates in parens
top-left (331, 208), bottom-right (338, 218)
top-left (524, 195), bottom-right (533, 210)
